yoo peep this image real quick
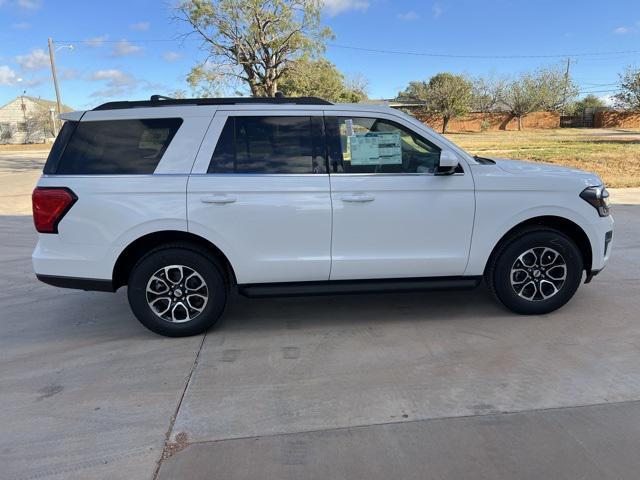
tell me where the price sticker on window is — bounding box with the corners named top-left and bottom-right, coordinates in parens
top-left (345, 118), bottom-right (354, 137)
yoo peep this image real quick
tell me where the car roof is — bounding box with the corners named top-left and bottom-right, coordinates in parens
top-left (62, 97), bottom-right (399, 120)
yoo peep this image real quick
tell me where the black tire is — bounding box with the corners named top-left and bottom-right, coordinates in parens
top-left (127, 244), bottom-right (227, 337)
top-left (486, 227), bottom-right (583, 315)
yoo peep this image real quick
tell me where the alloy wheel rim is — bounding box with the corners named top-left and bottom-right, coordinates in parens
top-left (510, 247), bottom-right (567, 301)
top-left (146, 265), bottom-right (209, 323)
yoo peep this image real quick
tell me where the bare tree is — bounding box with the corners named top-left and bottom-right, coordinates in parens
top-left (0, 124), bottom-right (16, 144)
top-left (501, 65), bottom-right (577, 130)
top-left (24, 105), bottom-right (54, 144)
top-left (614, 66), bottom-right (640, 110)
top-left (536, 64), bottom-right (578, 112)
top-left (175, 0), bottom-right (332, 97)
top-left (501, 74), bottom-right (542, 131)
top-left (471, 76), bottom-right (506, 113)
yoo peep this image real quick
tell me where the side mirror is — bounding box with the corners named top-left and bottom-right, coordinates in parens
top-left (436, 150), bottom-right (459, 175)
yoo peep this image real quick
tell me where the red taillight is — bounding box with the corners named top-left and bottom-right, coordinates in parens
top-left (32, 187), bottom-right (77, 233)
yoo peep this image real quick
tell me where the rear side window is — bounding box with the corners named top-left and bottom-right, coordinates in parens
top-left (208, 116), bottom-right (326, 174)
top-left (52, 118), bottom-right (182, 175)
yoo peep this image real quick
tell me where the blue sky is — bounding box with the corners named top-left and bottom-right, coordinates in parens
top-left (1, 0), bottom-right (639, 109)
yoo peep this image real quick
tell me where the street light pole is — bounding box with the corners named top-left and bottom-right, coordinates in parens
top-left (47, 37), bottom-right (62, 118)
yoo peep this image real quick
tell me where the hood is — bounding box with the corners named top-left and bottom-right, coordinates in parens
top-left (489, 157), bottom-right (603, 185)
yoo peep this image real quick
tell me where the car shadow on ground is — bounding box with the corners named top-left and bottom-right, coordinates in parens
top-left (216, 284), bottom-right (514, 334)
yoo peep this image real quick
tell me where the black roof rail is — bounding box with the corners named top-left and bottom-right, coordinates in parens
top-left (93, 95), bottom-right (333, 110)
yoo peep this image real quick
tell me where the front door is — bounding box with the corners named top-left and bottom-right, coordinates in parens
top-left (188, 111), bottom-right (332, 284)
top-left (325, 113), bottom-right (475, 280)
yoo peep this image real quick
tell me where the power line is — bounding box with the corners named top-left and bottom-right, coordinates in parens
top-left (54, 37), bottom-right (640, 60)
top-left (54, 38), bottom-right (179, 44)
top-left (327, 43), bottom-right (640, 59)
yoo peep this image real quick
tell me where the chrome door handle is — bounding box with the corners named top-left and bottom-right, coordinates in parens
top-left (341, 193), bottom-right (375, 203)
top-left (200, 194), bottom-right (237, 204)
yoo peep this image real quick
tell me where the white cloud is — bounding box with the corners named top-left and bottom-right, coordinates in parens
top-left (432, 3), bottom-right (443, 18)
top-left (59, 68), bottom-right (78, 81)
top-left (397, 11), bottom-right (419, 21)
top-left (12, 22), bottom-right (31, 29)
top-left (0, 65), bottom-right (19, 86)
top-left (17, 0), bottom-right (42, 9)
top-left (111, 40), bottom-right (143, 57)
top-left (129, 21), bottom-right (150, 31)
top-left (85, 35), bottom-right (108, 47)
top-left (162, 51), bottom-right (182, 62)
top-left (89, 69), bottom-right (139, 98)
top-left (15, 48), bottom-right (49, 71)
top-left (90, 69), bottom-right (136, 86)
top-left (613, 26), bottom-right (632, 35)
top-left (323, 0), bottom-right (369, 16)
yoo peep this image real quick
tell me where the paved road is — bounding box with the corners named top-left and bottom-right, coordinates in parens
top-left (1, 206), bottom-right (639, 479)
top-left (0, 150), bottom-right (48, 215)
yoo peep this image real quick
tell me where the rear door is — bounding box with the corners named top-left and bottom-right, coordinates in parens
top-left (188, 110), bottom-right (332, 284)
top-left (325, 112), bottom-right (475, 280)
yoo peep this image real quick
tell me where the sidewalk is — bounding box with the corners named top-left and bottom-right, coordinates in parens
top-left (608, 187), bottom-right (640, 205)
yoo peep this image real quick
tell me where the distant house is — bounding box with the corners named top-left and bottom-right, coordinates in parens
top-left (0, 96), bottom-right (73, 144)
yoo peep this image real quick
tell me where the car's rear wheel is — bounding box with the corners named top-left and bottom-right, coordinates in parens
top-left (487, 227), bottom-right (584, 315)
top-left (127, 245), bottom-right (227, 336)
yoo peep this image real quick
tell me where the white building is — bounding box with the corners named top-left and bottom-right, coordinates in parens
top-left (0, 96), bottom-right (72, 144)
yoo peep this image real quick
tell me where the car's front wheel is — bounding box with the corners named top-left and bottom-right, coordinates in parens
top-left (487, 227), bottom-right (584, 315)
top-left (127, 244), bottom-right (227, 336)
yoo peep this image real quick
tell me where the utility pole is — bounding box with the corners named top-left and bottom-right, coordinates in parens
top-left (47, 37), bottom-right (62, 119)
top-left (562, 57), bottom-right (571, 115)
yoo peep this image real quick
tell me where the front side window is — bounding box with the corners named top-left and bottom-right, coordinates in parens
top-left (325, 117), bottom-right (441, 174)
top-left (208, 116), bottom-right (325, 174)
top-left (54, 118), bottom-right (182, 175)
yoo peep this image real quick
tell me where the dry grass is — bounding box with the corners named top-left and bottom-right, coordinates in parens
top-left (446, 128), bottom-right (640, 188)
top-left (0, 143), bottom-right (51, 152)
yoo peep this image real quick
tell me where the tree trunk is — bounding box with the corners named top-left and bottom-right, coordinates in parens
top-left (442, 116), bottom-right (449, 134)
top-left (517, 115), bottom-right (523, 131)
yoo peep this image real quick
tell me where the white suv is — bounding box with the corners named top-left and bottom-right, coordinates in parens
top-left (32, 96), bottom-right (614, 337)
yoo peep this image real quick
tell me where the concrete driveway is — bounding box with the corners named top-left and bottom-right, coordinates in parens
top-left (1, 206), bottom-right (640, 480)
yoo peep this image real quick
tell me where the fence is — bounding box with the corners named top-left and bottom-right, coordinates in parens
top-left (594, 111), bottom-right (640, 128)
top-left (406, 109), bottom-right (560, 133)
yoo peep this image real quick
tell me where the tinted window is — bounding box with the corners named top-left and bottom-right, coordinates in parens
top-left (325, 117), bottom-right (440, 174)
top-left (55, 118), bottom-right (182, 175)
top-left (43, 120), bottom-right (78, 174)
top-left (208, 116), bottom-right (326, 174)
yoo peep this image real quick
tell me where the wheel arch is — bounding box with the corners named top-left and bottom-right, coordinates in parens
top-left (483, 215), bottom-right (592, 277)
top-left (112, 230), bottom-right (237, 290)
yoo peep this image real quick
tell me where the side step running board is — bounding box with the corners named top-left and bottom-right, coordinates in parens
top-left (238, 276), bottom-right (481, 298)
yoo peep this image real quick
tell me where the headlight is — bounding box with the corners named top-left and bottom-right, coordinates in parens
top-left (580, 186), bottom-right (610, 217)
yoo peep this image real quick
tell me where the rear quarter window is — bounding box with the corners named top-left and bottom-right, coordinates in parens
top-left (52, 118), bottom-right (182, 175)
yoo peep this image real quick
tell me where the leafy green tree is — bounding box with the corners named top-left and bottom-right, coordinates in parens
top-left (399, 73), bottom-right (473, 133)
top-left (175, 0), bottom-right (332, 97)
top-left (398, 80), bottom-right (430, 102)
top-left (614, 66), bottom-right (640, 110)
top-left (567, 94), bottom-right (605, 116)
top-left (278, 57), bottom-right (367, 102)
